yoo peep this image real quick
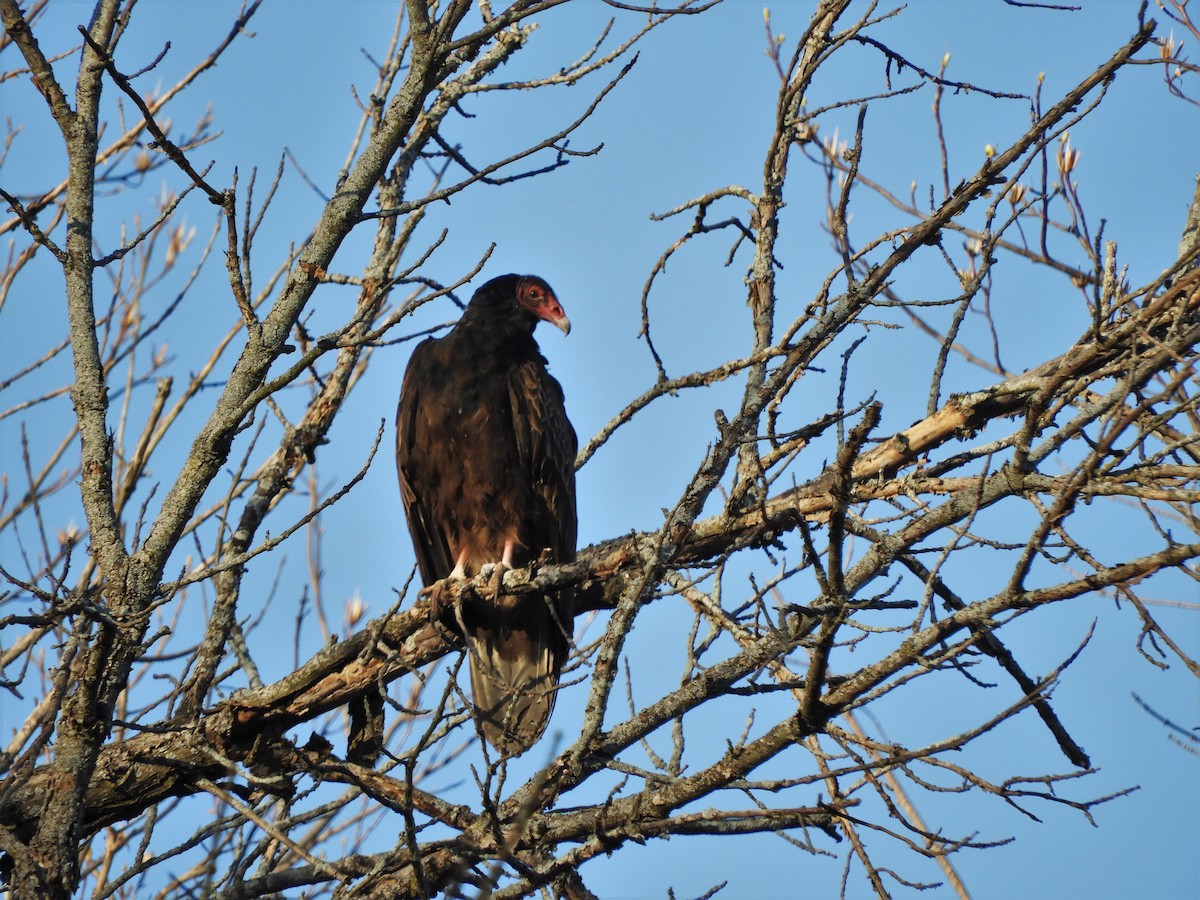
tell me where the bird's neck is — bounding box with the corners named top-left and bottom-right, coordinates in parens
top-left (455, 315), bottom-right (538, 356)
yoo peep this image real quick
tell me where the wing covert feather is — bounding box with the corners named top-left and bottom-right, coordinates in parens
top-left (395, 339), bottom-right (455, 584)
top-left (507, 358), bottom-right (577, 564)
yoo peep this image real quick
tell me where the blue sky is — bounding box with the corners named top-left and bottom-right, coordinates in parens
top-left (2, 1), bottom-right (1199, 897)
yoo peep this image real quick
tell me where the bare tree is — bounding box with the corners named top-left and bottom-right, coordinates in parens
top-left (1, 1), bottom-right (1197, 898)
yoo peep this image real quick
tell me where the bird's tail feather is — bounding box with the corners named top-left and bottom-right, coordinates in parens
top-left (466, 599), bottom-right (563, 756)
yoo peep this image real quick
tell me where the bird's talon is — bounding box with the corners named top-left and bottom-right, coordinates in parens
top-left (489, 563), bottom-right (507, 601)
top-left (427, 580), bottom-right (458, 630)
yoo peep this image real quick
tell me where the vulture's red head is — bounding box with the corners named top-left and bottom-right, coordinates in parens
top-left (465, 274), bottom-right (570, 336)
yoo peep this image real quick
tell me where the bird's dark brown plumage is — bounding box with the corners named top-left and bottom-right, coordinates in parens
top-left (396, 274), bottom-right (577, 755)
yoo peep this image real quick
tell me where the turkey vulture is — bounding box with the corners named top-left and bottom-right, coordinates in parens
top-left (396, 274), bottom-right (577, 755)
